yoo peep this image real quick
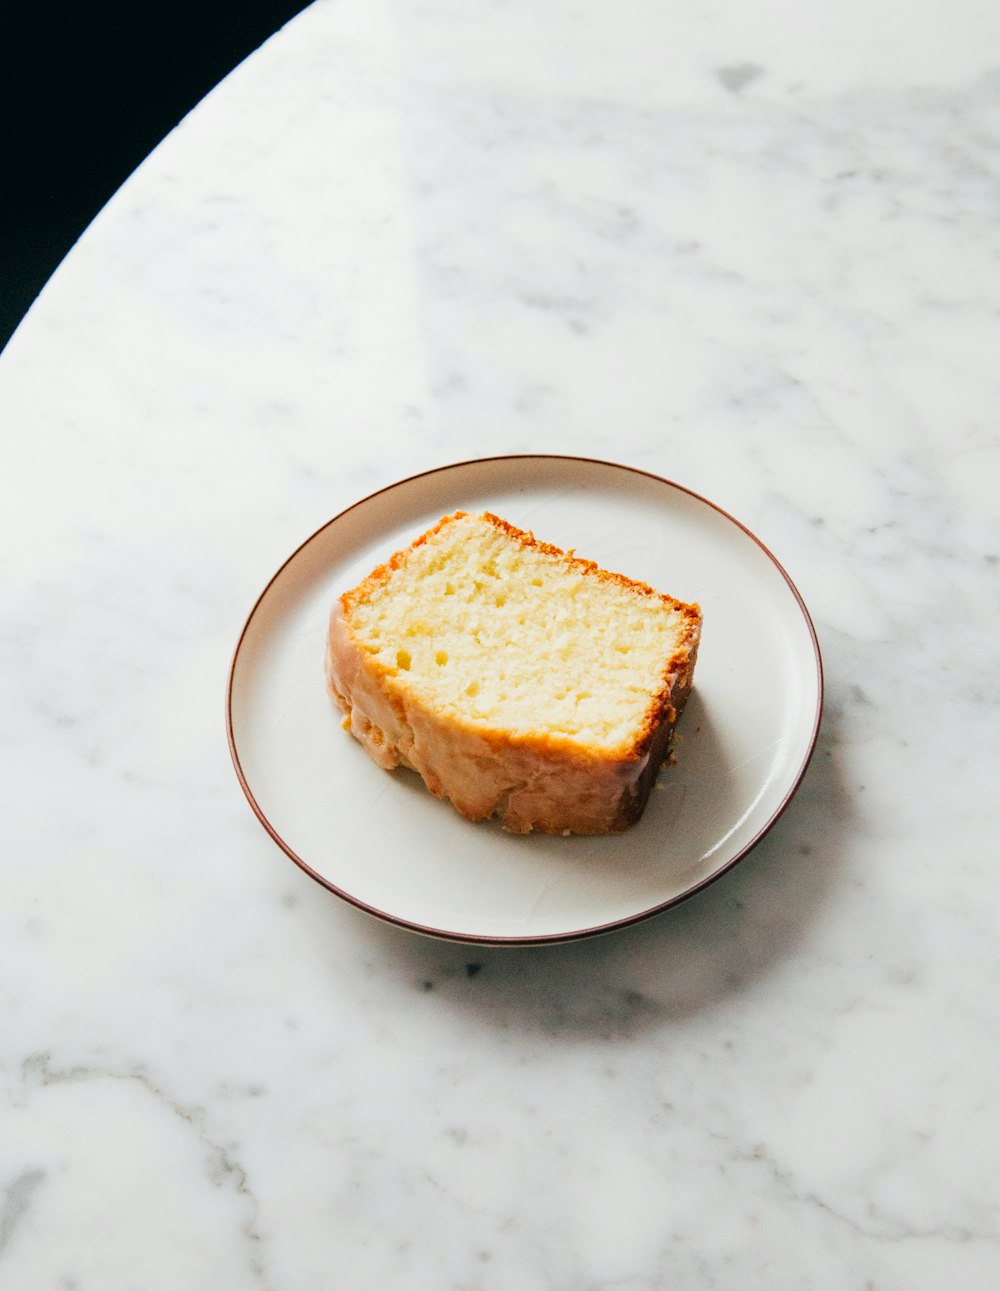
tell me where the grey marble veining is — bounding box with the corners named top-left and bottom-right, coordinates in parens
top-left (2, 0), bottom-right (1000, 1286)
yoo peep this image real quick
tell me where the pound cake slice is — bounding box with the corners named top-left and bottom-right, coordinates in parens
top-left (325, 512), bottom-right (701, 834)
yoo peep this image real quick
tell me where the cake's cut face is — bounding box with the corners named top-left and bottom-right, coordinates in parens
top-left (326, 512), bottom-right (701, 834)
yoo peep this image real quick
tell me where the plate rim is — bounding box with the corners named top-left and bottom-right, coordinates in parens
top-left (226, 453), bottom-right (825, 945)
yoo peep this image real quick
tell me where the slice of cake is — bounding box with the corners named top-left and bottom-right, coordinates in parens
top-left (325, 512), bottom-right (701, 834)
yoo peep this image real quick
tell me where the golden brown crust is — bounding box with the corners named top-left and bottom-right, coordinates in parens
top-left (342, 510), bottom-right (702, 632)
top-left (481, 511), bottom-right (698, 614)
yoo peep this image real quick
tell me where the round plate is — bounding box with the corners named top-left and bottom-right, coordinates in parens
top-left (227, 456), bottom-right (822, 944)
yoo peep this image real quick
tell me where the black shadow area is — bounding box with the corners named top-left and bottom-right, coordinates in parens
top-left (1, 0), bottom-right (311, 351)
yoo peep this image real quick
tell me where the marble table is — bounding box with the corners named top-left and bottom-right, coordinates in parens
top-left (3, 1), bottom-right (999, 1285)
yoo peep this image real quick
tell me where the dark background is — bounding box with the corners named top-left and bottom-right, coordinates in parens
top-left (1, 0), bottom-right (311, 352)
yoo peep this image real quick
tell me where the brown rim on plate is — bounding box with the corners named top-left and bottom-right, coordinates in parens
top-left (226, 454), bottom-right (824, 945)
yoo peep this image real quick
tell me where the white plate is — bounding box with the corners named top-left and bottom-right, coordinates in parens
top-left (227, 456), bottom-right (822, 944)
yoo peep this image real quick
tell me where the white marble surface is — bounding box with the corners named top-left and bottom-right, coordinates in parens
top-left (3, 0), bottom-right (1000, 1284)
